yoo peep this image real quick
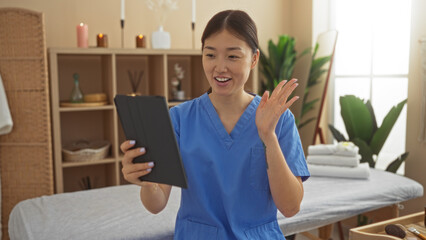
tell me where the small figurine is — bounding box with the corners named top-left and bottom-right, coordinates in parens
top-left (171, 63), bottom-right (185, 100)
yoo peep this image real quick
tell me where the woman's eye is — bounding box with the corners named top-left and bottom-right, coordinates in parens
top-left (229, 55), bottom-right (239, 59)
top-left (205, 54), bottom-right (214, 58)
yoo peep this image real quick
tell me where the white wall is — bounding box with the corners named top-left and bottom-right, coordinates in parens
top-left (403, 0), bottom-right (426, 215)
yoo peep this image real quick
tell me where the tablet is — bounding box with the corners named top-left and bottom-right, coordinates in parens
top-left (114, 95), bottom-right (187, 188)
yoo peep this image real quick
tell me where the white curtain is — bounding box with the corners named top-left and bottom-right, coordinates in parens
top-left (419, 40), bottom-right (426, 143)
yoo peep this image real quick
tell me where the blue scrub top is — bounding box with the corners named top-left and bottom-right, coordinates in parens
top-left (169, 93), bottom-right (310, 240)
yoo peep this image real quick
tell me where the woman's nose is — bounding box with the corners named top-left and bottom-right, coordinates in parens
top-left (214, 59), bottom-right (228, 73)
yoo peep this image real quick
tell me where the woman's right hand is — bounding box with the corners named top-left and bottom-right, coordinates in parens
top-left (120, 140), bottom-right (155, 187)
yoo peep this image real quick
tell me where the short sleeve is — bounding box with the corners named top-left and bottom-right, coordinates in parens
top-left (169, 106), bottom-right (180, 148)
top-left (277, 110), bottom-right (310, 182)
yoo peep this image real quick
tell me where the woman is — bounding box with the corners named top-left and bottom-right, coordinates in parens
top-left (121, 10), bottom-right (310, 239)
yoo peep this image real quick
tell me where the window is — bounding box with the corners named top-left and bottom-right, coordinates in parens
top-left (331, 0), bottom-right (411, 174)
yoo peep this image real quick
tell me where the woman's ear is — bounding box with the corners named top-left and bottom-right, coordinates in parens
top-left (251, 49), bottom-right (260, 69)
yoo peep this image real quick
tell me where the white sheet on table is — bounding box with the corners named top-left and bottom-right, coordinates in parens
top-left (9, 186), bottom-right (180, 240)
top-left (278, 168), bottom-right (423, 235)
top-left (9, 169), bottom-right (423, 239)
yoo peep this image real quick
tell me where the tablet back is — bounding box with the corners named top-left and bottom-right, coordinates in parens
top-left (114, 95), bottom-right (187, 188)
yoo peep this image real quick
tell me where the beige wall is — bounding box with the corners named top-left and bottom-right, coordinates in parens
top-left (0, 0), bottom-right (291, 52)
top-left (288, 0), bottom-right (313, 54)
top-left (402, 0), bottom-right (426, 215)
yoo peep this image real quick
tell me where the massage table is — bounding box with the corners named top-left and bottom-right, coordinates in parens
top-left (8, 168), bottom-right (423, 240)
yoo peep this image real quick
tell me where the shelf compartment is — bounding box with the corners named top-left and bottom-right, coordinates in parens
top-left (167, 55), bottom-right (207, 100)
top-left (116, 54), bottom-right (165, 97)
top-left (60, 110), bottom-right (117, 160)
top-left (63, 163), bottom-right (117, 192)
top-left (57, 54), bottom-right (113, 105)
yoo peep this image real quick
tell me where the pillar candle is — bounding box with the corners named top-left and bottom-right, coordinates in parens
top-left (76, 23), bottom-right (88, 48)
top-left (97, 33), bottom-right (108, 47)
top-left (136, 34), bottom-right (146, 48)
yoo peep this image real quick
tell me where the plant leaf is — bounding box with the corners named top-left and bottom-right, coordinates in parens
top-left (301, 99), bottom-right (319, 118)
top-left (298, 117), bottom-right (316, 129)
top-left (273, 79), bottom-right (279, 88)
top-left (385, 152), bottom-right (409, 173)
top-left (259, 35), bottom-right (298, 93)
top-left (298, 46), bottom-right (311, 59)
top-left (268, 40), bottom-right (280, 78)
top-left (365, 100), bottom-right (378, 138)
top-left (328, 124), bottom-right (347, 142)
top-left (340, 95), bottom-right (374, 142)
top-left (369, 99), bottom-right (407, 155)
top-left (308, 69), bottom-right (327, 87)
top-left (295, 117), bottom-right (300, 127)
top-left (352, 138), bottom-right (375, 167)
top-left (312, 43), bottom-right (319, 60)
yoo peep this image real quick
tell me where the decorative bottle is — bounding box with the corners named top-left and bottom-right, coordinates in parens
top-left (70, 73), bottom-right (84, 103)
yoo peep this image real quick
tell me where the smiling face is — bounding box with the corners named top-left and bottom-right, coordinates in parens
top-left (202, 29), bottom-right (259, 98)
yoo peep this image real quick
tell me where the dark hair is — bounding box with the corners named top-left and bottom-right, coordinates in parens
top-left (201, 10), bottom-right (259, 54)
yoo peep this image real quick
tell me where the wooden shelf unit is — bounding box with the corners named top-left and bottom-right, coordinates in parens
top-left (49, 48), bottom-right (259, 193)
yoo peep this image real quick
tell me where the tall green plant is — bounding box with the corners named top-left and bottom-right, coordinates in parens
top-left (329, 95), bottom-right (408, 173)
top-left (259, 35), bottom-right (303, 93)
top-left (298, 43), bottom-right (332, 129)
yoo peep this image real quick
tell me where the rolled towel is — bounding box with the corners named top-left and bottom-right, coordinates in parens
top-left (308, 142), bottom-right (359, 157)
top-left (307, 162), bottom-right (370, 179)
top-left (306, 154), bottom-right (361, 167)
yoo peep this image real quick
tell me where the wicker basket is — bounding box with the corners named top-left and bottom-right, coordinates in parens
top-left (62, 140), bottom-right (110, 162)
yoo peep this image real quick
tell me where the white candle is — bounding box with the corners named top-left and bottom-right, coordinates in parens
top-left (192, 0), bottom-right (196, 23)
top-left (121, 0), bottom-right (125, 20)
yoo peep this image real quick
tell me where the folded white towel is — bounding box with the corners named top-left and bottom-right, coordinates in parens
top-left (307, 162), bottom-right (370, 179)
top-left (308, 142), bottom-right (359, 157)
top-left (307, 154), bottom-right (361, 167)
top-left (0, 73), bottom-right (13, 135)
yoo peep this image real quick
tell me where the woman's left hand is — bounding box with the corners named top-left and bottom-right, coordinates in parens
top-left (255, 78), bottom-right (299, 142)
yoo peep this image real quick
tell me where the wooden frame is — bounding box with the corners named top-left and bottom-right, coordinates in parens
top-left (350, 211), bottom-right (424, 240)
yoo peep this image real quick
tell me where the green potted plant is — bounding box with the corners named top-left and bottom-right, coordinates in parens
top-left (259, 36), bottom-right (332, 130)
top-left (329, 95), bottom-right (408, 173)
top-left (259, 35), bottom-right (309, 93)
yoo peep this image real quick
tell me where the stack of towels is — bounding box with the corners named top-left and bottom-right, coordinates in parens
top-left (307, 142), bottom-right (370, 179)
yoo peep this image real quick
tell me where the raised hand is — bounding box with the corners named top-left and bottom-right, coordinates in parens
top-left (255, 79), bottom-right (299, 142)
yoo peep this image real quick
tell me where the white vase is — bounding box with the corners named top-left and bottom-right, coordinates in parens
top-left (174, 90), bottom-right (185, 100)
top-left (151, 26), bottom-right (171, 49)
